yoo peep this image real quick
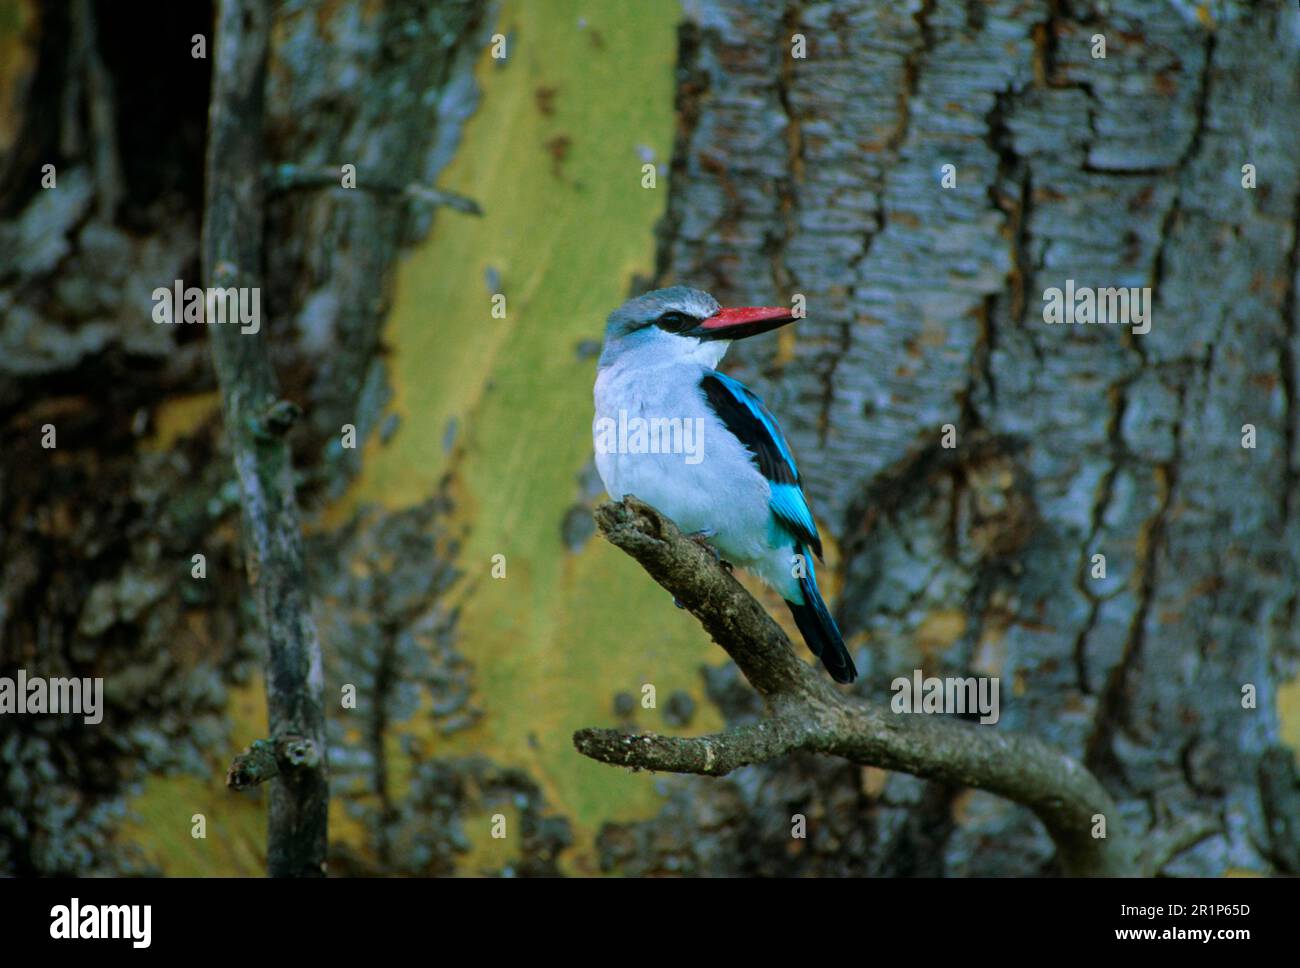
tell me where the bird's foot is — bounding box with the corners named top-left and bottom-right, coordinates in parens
top-left (685, 529), bottom-right (733, 573)
top-left (686, 528), bottom-right (719, 558)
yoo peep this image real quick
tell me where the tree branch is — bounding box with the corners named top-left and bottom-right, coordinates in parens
top-left (204, 0), bottom-right (329, 877)
top-left (227, 736), bottom-right (324, 791)
top-left (574, 496), bottom-right (1139, 876)
top-left (265, 163), bottom-right (484, 216)
top-left (227, 738), bottom-right (280, 790)
top-left (71, 0), bottom-right (124, 221)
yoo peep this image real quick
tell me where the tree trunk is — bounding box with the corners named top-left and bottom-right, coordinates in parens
top-left (638, 0), bottom-right (1300, 875)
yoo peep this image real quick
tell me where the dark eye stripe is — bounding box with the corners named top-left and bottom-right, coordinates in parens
top-left (654, 311), bottom-right (696, 333)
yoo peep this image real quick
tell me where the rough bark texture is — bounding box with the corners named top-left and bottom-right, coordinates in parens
top-left (0, 0), bottom-right (516, 876)
top-left (624, 0), bottom-right (1300, 875)
top-left (260, 0), bottom-right (490, 493)
top-left (1, 0), bottom-right (234, 877)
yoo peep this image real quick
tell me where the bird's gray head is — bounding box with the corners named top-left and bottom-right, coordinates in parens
top-left (598, 286), bottom-right (797, 370)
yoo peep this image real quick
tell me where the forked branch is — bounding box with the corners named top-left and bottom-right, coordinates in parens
top-left (573, 496), bottom-right (1139, 876)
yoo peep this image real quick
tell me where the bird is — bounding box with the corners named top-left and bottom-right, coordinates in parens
top-left (592, 285), bottom-right (857, 683)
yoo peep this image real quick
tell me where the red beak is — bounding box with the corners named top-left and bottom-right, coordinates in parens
top-left (695, 306), bottom-right (797, 340)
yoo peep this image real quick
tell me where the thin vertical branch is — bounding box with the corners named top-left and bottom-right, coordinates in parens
top-left (204, 0), bottom-right (329, 877)
top-left (70, 0), bottom-right (124, 221)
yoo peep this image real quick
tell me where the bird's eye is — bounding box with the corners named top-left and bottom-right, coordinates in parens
top-left (655, 311), bottom-right (695, 333)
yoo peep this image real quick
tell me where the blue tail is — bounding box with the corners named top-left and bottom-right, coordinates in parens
top-left (785, 551), bottom-right (857, 684)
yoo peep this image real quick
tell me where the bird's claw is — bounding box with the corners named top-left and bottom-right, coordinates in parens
top-left (686, 529), bottom-right (719, 557)
top-left (685, 528), bottom-right (733, 573)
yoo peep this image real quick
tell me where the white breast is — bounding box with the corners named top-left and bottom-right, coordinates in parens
top-left (593, 358), bottom-right (776, 571)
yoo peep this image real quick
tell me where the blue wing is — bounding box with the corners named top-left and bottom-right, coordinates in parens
top-left (699, 371), bottom-right (823, 559)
